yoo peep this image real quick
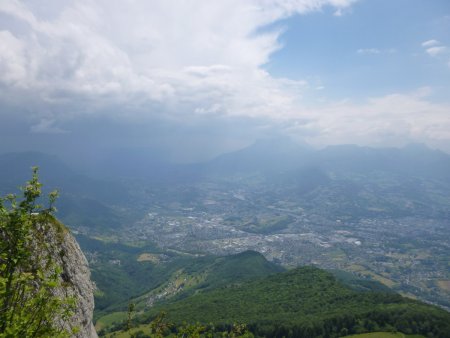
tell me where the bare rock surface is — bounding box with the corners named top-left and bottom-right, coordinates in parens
top-left (34, 218), bottom-right (98, 338)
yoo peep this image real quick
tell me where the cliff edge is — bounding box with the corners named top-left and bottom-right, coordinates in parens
top-left (34, 217), bottom-right (98, 338)
top-left (1, 169), bottom-right (97, 337)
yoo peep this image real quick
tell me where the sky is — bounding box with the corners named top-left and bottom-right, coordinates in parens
top-left (0, 0), bottom-right (449, 163)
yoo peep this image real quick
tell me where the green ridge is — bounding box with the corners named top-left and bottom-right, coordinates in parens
top-left (130, 267), bottom-right (450, 337)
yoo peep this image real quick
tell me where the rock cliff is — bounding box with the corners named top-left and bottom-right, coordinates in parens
top-left (33, 217), bottom-right (98, 338)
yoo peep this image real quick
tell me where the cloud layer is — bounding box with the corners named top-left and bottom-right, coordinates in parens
top-left (0, 0), bottom-right (354, 118)
top-left (1, 0), bottom-right (450, 159)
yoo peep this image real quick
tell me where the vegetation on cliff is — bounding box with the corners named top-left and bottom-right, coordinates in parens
top-left (0, 168), bottom-right (76, 337)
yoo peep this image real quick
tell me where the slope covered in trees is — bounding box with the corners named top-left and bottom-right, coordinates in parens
top-left (119, 267), bottom-right (450, 338)
top-left (90, 248), bottom-right (283, 321)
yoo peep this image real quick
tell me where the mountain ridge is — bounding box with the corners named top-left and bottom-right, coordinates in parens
top-left (104, 265), bottom-right (450, 337)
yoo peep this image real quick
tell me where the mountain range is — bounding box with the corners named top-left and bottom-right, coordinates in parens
top-left (2, 140), bottom-right (450, 229)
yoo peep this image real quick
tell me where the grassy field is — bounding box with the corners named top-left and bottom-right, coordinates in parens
top-left (437, 280), bottom-right (450, 292)
top-left (347, 264), bottom-right (397, 288)
top-left (104, 324), bottom-right (152, 338)
top-left (95, 311), bottom-right (127, 332)
top-left (137, 253), bottom-right (161, 263)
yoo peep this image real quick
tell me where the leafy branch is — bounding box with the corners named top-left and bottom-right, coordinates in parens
top-left (0, 167), bottom-right (76, 337)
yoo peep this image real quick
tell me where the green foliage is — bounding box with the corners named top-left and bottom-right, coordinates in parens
top-left (342, 334), bottom-right (425, 338)
top-left (106, 312), bottom-right (254, 338)
top-left (98, 253), bottom-right (450, 337)
top-left (175, 322), bottom-right (208, 338)
top-left (136, 267), bottom-right (450, 338)
top-left (90, 247), bottom-right (282, 320)
top-left (0, 167), bottom-right (75, 337)
top-left (176, 250), bottom-right (284, 295)
top-left (127, 302), bottom-right (136, 331)
top-left (240, 215), bottom-right (294, 234)
top-left (330, 270), bottom-right (394, 293)
top-left (149, 311), bottom-right (172, 337)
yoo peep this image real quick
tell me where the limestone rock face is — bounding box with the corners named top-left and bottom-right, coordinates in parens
top-left (34, 219), bottom-right (98, 338)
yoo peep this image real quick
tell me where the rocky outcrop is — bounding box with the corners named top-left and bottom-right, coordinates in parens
top-left (33, 217), bottom-right (98, 338)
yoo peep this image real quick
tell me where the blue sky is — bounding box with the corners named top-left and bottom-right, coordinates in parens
top-left (0, 0), bottom-right (449, 161)
top-left (268, 0), bottom-right (450, 101)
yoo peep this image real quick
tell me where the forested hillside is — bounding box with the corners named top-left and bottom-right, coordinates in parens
top-left (103, 267), bottom-right (450, 337)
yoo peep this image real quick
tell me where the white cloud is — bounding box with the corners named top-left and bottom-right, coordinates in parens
top-left (356, 48), bottom-right (396, 55)
top-left (2, 1), bottom-right (450, 153)
top-left (0, 30), bottom-right (27, 85)
top-left (426, 46), bottom-right (446, 57)
top-left (0, 0), bottom-right (356, 117)
top-left (292, 89), bottom-right (450, 151)
top-left (422, 39), bottom-right (440, 47)
top-left (357, 48), bottom-right (380, 55)
top-left (421, 40), bottom-right (449, 70)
